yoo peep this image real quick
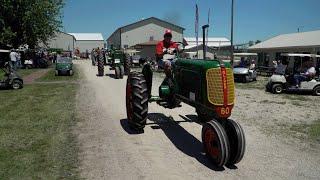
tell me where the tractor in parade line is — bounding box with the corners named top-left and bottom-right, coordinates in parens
top-left (125, 25), bottom-right (245, 167)
top-left (97, 47), bottom-right (131, 78)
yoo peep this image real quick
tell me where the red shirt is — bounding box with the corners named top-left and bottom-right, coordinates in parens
top-left (156, 40), bottom-right (178, 56)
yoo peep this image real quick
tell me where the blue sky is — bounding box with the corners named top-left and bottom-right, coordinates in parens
top-left (62, 0), bottom-right (320, 44)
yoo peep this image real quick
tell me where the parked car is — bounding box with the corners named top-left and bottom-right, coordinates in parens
top-left (55, 57), bottom-right (73, 76)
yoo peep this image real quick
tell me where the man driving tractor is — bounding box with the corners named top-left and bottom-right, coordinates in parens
top-left (156, 29), bottom-right (178, 76)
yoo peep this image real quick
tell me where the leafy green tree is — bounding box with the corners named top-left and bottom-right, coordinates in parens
top-left (255, 40), bottom-right (262, 44)
top-left (0, 0), bottom-right (64, 49)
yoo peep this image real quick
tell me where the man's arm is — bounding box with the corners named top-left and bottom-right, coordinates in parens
top-left (156, 42), bottom-right (164, 60)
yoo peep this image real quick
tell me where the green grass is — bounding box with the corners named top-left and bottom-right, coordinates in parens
top-left (37, 65), bottom-right (80, 82)
top-left (0, 68), bottom-right (40, 79)
top-left (0, 83), bottom-right (79, 179)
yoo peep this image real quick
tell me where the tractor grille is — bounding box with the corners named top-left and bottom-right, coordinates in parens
top-left (206, 68), bottom-right (235, 106)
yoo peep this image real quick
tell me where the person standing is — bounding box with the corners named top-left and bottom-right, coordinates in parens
top-left (9, 50), bottom-right (18, 70)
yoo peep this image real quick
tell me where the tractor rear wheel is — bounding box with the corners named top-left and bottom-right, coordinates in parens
top-left (126, 72), bottom-right (148, 131)
top-left (97, 55), bottom-right (104, 76)
top-left (202, 120), bottom-right (230, 167)
top-left (119, 65), bottom-right (124, 79)
top-left (225, 119), bottom-right (246, 165)
top-left (124, 54), bottom-right (131, 75)
top-left (115, 66), bottom-right (120, 79)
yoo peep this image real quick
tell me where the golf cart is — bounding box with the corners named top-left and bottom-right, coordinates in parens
top-left (55, 57), bottom-right (73, 76)
top-left (266, 53), bottom-right (320, 96)
top-left (233, 53), bottom-right (258, 83)
top-left (0, 50), bottom-right (23, 90)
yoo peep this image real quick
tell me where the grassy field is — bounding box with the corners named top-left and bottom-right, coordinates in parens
top-left (0, 68), bottom-right (41, 79)
top-left (37, 65), bottom-right (80, 82)
top-left (0, 69), bottom-right (79, 179)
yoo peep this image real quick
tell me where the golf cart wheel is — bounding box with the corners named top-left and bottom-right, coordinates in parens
top-left (26, 65), bottom-right (32, 69)
top-left (196, 108), bottom-right (214, 123)
top-left (69, 70), bottom-right (74, 76)
top-left (97, 55), bottom-right (104, 76)
top-left (126, 72), bottom-right (148, 131)
top-left (225, 119), bottom-right (246, 165)
top-left (119, 65), bottom-right (124, 79)
top-left (55, 70), bottom-right (59, 76)
top-left (272, 84), bottom-right (283, 94)
top-left (124, 54), bottom-right (131, 75)
top-left (12, 79), bottom-right (23, 90)
top-left (115, 66), bottom-right (120, 79)
top-left (202, 120), bottom-right (230, 167)
top-left (313, 86), bottom-right (320, 96)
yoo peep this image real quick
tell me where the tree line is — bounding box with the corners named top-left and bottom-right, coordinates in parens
top-left (0, 0), bottom-right (64, 49)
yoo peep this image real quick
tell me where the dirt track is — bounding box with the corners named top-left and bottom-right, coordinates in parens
top-left (74, 60), bottom-right (320, 180)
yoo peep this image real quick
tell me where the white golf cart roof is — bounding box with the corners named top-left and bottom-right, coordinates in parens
top-left (124, 49), bottom-right (140, 53)
top-left (234, 53), bottom-right (257, 56)
top-left (281, 53), bottom-right (320, 58)
top-left (0, 49), bottom-right (10, 53)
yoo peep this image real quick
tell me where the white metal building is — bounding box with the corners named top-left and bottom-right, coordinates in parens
top-left (69, 33), bottom-right (105, 53)
top-left (249, 30), bottom-right (320, 66)
top-left (39, 31), bottom-right (76, 51)
top-left (184, 37), bottom-right (231, 59)
top-left (107, 17), bottom-right (185, 49)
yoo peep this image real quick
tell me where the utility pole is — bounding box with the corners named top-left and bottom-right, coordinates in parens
top-left (230, 0), bottom-right (234, 65)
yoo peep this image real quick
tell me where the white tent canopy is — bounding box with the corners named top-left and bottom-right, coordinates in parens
top-left (281, 53), bottom-right (320, 58)
top-left (234, 53), bottom-right (258, 56)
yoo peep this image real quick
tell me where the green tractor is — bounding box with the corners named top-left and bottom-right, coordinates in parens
top-left (106, 48), bottom-right (131, 79)
top-left (126, 25), bottom-right (245, 167)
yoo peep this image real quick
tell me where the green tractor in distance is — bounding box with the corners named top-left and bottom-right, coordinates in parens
top-left (126, 25), bottom-right (245, 167)
top-left (106, 47), bottom-right (131, 79)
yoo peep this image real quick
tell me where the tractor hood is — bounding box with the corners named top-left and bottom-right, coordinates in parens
top-left (233, 67), bottom-right (249, 75)
top-left (175, 59), bottom-right (232, 71)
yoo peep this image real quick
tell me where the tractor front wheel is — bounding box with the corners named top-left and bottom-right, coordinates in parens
top-left (202, 120), bottom-right (230, 167)
top-left (196, 108), bottom-right (214, 123)
top-left (224, 119), bottom-right (246, 165)
top-left (115, 66), bottom-right (120, 79)
top-left (126, 72), bottom-right (148, 131)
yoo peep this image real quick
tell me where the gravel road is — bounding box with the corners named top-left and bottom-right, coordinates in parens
top-left (74, 60), bottom-right (320, 180)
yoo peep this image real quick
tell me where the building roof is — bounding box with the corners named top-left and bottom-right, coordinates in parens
top-left (184, 37), bottom-right (231, 49)
top-left (249, 30), bottom-right (320, 50)
top-left (68, 33), bottom-right (104, 41)
top-left (107, 17), bottom-right (185, 41)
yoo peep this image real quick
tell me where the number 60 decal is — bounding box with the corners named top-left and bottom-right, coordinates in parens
top-left (220, 107), bottom-right (230, 115)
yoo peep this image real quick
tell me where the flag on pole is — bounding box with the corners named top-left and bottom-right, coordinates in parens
top-left (195, 4), bottom-right (199, 58)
